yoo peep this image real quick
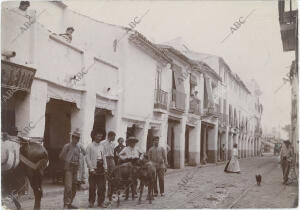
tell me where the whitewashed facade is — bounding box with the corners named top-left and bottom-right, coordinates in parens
top-left (1, 2), bottom-right (263, 173)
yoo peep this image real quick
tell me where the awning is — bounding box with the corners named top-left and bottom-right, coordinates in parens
top-left (96, 95), bottom-right (117, 115)
top-left (1, 60), bottom-right (36, 92)
top-left (47, 84), bottom-right (82, 109)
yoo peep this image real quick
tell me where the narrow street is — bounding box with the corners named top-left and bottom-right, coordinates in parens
top-left (5, 155), bottom-right (298, 209)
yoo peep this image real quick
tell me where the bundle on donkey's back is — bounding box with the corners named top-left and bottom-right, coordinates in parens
top-left (107, 136), bottom-right (141, 206)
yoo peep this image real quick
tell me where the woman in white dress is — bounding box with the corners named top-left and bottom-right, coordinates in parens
top-left (224, 143), bottom-right (240, 173)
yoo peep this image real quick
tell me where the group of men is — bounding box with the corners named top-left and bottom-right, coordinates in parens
top-left (59, 129), bottom-right (168, 209)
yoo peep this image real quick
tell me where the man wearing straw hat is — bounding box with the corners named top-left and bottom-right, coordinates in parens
top-left (119, 136), bottom-right (140, 165)
top-left (59, 128), bottom-right (82, 209)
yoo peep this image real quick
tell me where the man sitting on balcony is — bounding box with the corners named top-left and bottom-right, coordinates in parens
top-left (59, 27), bottom-right (75, 43)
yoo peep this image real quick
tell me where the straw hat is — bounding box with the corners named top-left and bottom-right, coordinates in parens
top-left (127, 136), bottom-right (139, 144)
top-left (70, 128), bottom-right (81, 138)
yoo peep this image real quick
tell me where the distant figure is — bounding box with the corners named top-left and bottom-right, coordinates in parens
top-left (166, 144), bottom-right (171, 167)
top-left (114, 137), bottom-right (125, 165)
top-left (59, 27), bottom-right (74, 43)
top-left (280, 140), bottom-right (293, 185)
top-left (224, 143), bottom-right (240, 173)
top-left (221, 144), bottom-right (226, 161)
top-left (255, 174), bottom-right (262, 186)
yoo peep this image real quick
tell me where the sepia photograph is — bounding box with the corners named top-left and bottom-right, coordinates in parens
top-left (1, 0), bottom-right (298, 209)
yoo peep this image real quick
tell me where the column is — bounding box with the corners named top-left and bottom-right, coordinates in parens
top-left (242, 135), bottom-right (246, 158)
top-left (189, 120), bottom-right (201, 166)
top-left (16, 79), bottom-right (48, 138)
top-left (160, 114), bottom-right (169, 150)
top-left (174, 117), bottom-right (187, 169)
top-left (207, 122), bottom-right (218, 163)
top-left (78, 88), bottom-right (96, 147)
top-left (228, 133), bottom-right (233, 159)
top-left (223, 127), bottom-right (229, 161)
top-left (138, 122), bottom-right (149, 153)
top-left (199, 73), bottom-right (205, 112)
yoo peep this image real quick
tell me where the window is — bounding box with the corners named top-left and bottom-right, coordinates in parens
top-left (156, 68), bottom-right (162, 90)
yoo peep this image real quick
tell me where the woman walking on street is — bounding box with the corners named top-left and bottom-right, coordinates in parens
top-left (224, 143), bottom-right (240, 173)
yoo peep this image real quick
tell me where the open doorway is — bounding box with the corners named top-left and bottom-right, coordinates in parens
top-left (43, 99), bottom-right (74, 184)
top-left (93, 108), bottom-right (111, 140)
top-left (185, 126), bottom-right (189, 165)
top-left (167, 120), bottom-right (176, 168)
top-left (146, 128), bottom-right (153, 152)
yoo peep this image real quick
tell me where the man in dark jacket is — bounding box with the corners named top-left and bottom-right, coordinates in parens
top-left (114, 137), bottom-right (125, 165)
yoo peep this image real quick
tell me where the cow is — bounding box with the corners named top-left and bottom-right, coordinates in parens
top-left (2, 133), bottom-right (48, 210)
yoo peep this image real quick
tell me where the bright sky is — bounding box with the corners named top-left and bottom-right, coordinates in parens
top-left (67, 0), bottom-right (296, 138)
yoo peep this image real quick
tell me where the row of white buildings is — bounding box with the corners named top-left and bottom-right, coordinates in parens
top-left (1, 2), bottom-right (263, 172)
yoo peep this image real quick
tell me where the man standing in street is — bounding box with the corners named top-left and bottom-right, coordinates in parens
top-left (148, 136), bottom-right (168, 197)
top-left (114, 137), bottom-right (125, 165)
top-left (86, 130), bottom-right (107, 208)
top-left (59, 129), bottom-right (81, 209)
top-left (280, 140), bottom-right (293, 185)
top-left (100, 131), bottom-right (116, 202)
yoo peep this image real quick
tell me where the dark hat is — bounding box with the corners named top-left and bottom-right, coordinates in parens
top-left (127, 136), bottom-right (139, 144)
top-left (67, 27), bottom-right (74, 31)
top-left (283, 140), bottom-right (291, 144)
top-left (20, 1), bottom-right (30, 6)
top-left (153, 136), bottom-right (159, 141)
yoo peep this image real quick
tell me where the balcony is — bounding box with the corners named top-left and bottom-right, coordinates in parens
top-left (278, 1), bottom-right (298, 51)
top-left (189, 97), bottom-right (201, 115)
top-left (202, 104), bottom-right (219, 118)
top-left (154, 89), bottom-right (168, 110)
top-left (218, 113), bottom-right (228, 127)
top-left (170, 89), bottom-right (186, 112)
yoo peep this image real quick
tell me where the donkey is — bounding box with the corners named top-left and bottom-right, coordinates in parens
top-left (2, 135), bottom-right (48, 210)
top-left (137, 156), bottom-right (156, 204)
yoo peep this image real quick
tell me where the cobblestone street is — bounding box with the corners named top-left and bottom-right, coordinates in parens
top-left (4, 155), bottom-right (298, 209)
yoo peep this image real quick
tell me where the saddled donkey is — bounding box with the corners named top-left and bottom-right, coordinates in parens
top-left (108, 162), bottom-right (139, 207)
top-left (137, 156), bottom-right (156, 204)
top-left (2, 134), bottom-right (48, 210)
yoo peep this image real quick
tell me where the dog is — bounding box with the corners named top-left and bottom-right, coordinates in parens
top-left (255, 174), bottom-right (262, 186)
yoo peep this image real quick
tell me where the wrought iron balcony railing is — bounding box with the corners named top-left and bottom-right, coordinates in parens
top-left (170, 89), bottom-right (186, 111)
top-left (154, 89), bottom-right (168, 110)
top-left (189, 97), bottom-right (201, 115)
top-left (218, 113), bottom-right (228, 126)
